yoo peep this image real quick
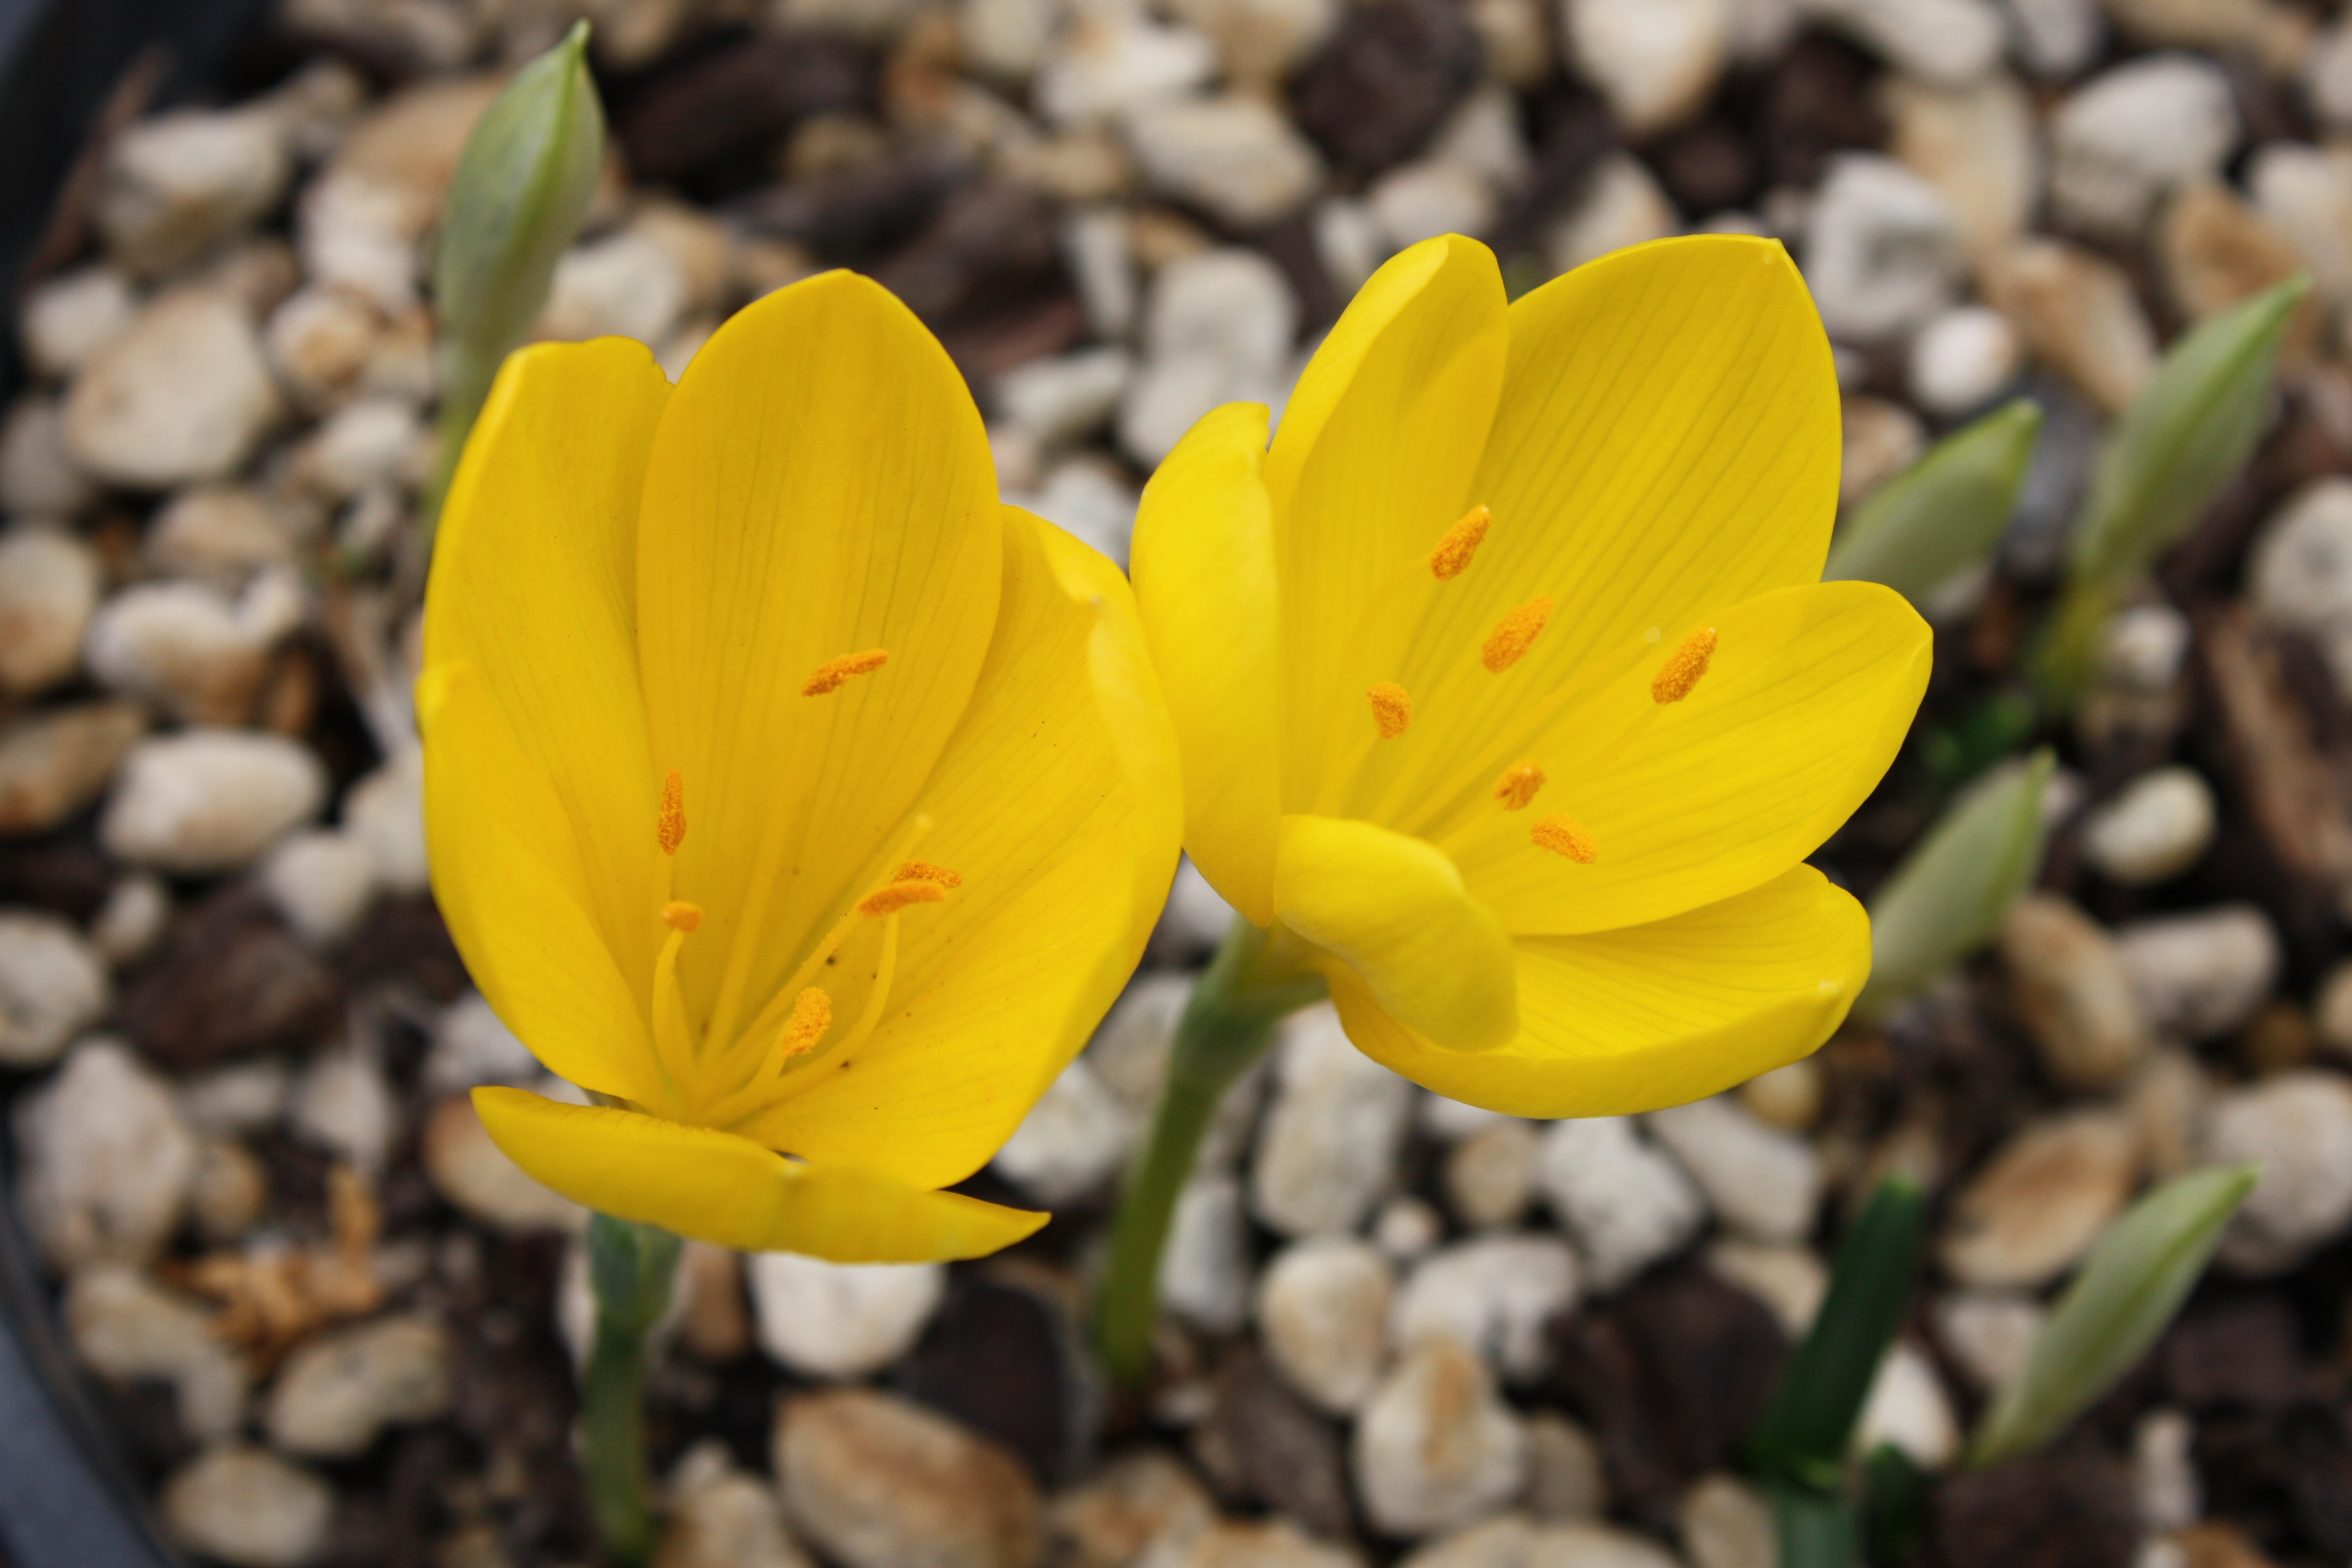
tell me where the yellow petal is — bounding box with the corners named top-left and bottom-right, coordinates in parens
top-left (1276, 814), bottom-right (1516, 1052)
top-left (1363, 236), bottom-right (1842, 824)
top-left (1444, 580), bottom-right (1930, 935)
top-left (1130, 401), bottom-right (1283, 924)
top-left (423, 337), bottom-right (671, 991)
top-left (1262, 235), bottom-right (1509, 810)
top-left (473, 1087), bottom-right (1045, 1261)
top-left (1329, 865), bottom-right (1869, 1117)
top-left (419, 662), bottom-right (666, 1108)
top-left (735, 508), bottom-right (1182, 1188)
top-left (634, 271), bottom-right (1003, 1044)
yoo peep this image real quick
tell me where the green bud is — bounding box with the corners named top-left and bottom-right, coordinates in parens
top-left (1968, 1163), bottom-right (2258, 1468)
top-left (2070, 277), bottom-right (2307, 592)
top-left (1823, 399), bottom-right (2041, 606)
top-left (427, 19), bottom-right (605, 522)
top-left (1855, 748), bottom-right (2055, 1020)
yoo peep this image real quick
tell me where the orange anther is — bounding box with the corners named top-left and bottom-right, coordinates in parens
top-left (1531, 814), bottom-right (1597, 864)
top-left (657, 769), bottom-right (685, 854)
top-left (1428, 505), bottom-right (1491, 580)
top-left (890, 860), bottom-right (963, 888)
top-left (780, 988), bottom-right (832, 1059)
top-left (857, 880), bottom-right (948, 918)
top-left (1481, 596), bottom-right (1553, 673)
top-left (802, 647), bottom-right (890, 696)
top-left (1367, 682), bottom-right (1413, 739)
top-left (1492, 761), bottom-right (1546, 811)
top-left (662, 900), bottom-right (704, 932)
top-left (1652, 627), bottom-right (1717, 704)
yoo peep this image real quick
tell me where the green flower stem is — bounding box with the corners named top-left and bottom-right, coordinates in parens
top-left (1097, 916), bottom-right (1324, 1385)
top-left (582, 1212), bottom-right (683, 1567)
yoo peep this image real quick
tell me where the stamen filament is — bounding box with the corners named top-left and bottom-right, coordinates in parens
top-left (649, 922), bottom-right (700, 1106)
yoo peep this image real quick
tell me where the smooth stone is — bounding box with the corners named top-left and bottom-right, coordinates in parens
top-left (1043, 1449), bottom-right (1217, 1568)
top-left (2102, 604), bottom-right (2192, 690)
top-left (1256, 1236), bottom-right (1393, 1414)
top-left (1854, 1343), bottom-right (1960, 1468)
top-left (1705, 1240), bottom-right (1827, 1338)
top-left (660, 1441), bottom-right (819, 1568)
top-left (1391, 1233), bottom-right (1579, 1384)
top-left (1931, 1289), bottom-right (2046, 1392)
top-left (0, 396), bottom-right (99, 514)
top-left (1983, 237), bottom-right (2155, 413)
top-left (2081, 767), bottom-right (2217, 886)
top-left (189, 1136), bottom-right (269, 1243)
top-left (1036, 9), bottom-right (1217, 126)
top-left (1538, 1116), bottom-right (1707, 1292)
top-left (1014, 459), bottom-right (1142, 566)
top-left (265, 286), bottom-right (384, 410)
top-left (2251, 143), bottom-right (2352, 307)
top-left (2048, 54), bottom-right (2236, 241)
top-left (0, 527), bottom-right (99, 695)
top-left (1251, 1005), bottom-right (1414, 1237)
top-left (2200, 1071), bottom-right (2352, 1273)
top-left (775, 1388), bottom-right (1042, 1568)
top-left (1999, 893), bottom-right (2151, 1090)
top-left (1523, 1415), bottom-right (1609, 1520)
top-left (261, 830), bottom-right (384, 948)
top-left (13, 1037), bottom-right (197, 1270)
top-left (1938, 1109), bottom-right (2141, 1289)
top-left (161, 1446), bottom-right (334, 1568)
top-left (282, 394), bottom-right (423, 503)
top-left (1352, 1337), bottom-right (1528, 1538)
top-left (21, 266), bottom-right (137, 379)
top-left (2133, 1408), bottom-right (2200, 1534)
top-left (1797, 0), bottom-right (2005, 84)
top-left (83, 579), bottom-right (279, 726)
top-left (342, 748), bottom-right (427, 895)
top-left (1118, 249), bottom-right (1297, 467)
top-left (2159, 180), bottom-right (2310, 330)
top-left (97, 107), bottom-right (291, 277)
top-left (2115, 905), bottom-right (2282, 1042)
top-left (1737, 1058), bottom-right (1823, 1134)
top-left (1561, 0), bottom-right (1731, 138)
top-left (63, 285), bottom-right (282, 489)
top-left (266, 1313), bottom-right (454, 1457)
top-left (290, 1042), bottom-right (398, 1176)
top-left (1162, 1170), bottom-right (1254, 1333)
top-left (995, 347), bottom-right (1134, 449)
top-left (1882, 72), bottom-right (2039, 262)
top-left (1679, 1474), bottom-right (1774, 1568)
top-left (177, 1059), bottom-right (292, 1138)
top-left (1124, 94), bottom-right (1323, 230)
top-left (1164, 0), bottom-right (1341, 83)
top-left (0, 909), bottom-right (108, 1068)
top-left (101, 728), bottom-right (327, 874)
top-left (1138, 1518), bottom-right (1363, 1568)
top-left (1646, 1093), bottom-right (1821, 1245)
top-left (65, 1264), bottom-right (249, 1441)
top-left (1443, 1118), bottom-right (1539, 1230)
top-left (1373, 1195), bottom-right (1445, 1261)
top-left (420, 1093), bottom-right (585, 1234)
top-left (1543, 152), bottom-right (1676, 275)
top-left (1907, 306), bottom-right (2021, 415)
top-left (1368, 159), bottom-right (1498, 253)
top-left (146, 486), bottom-right (303, 585)
top-left (747, 1254), bottom-right (946, 1380)
top-left (1804, 153), bottom-right (1963, 342)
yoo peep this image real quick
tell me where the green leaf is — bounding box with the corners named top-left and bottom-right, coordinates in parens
top-left (2068, 277), bottom-right (2306, 591)
top-left (1824, 399), bottom-right (2041, 605)
top-left (427, 19), bottom-right (605, 518)
top-left (1855, 748), bottom-right (2055, 1019)
top-left (1861, 1442), bottom-right (1929, 1566)
top-left (1772, 1483), bottom-right (1862, 1568)
top-left (1968, 1163), bottom-right (2259, 1468)
top-left (1749, 1177), bottom-right (1930, 1490)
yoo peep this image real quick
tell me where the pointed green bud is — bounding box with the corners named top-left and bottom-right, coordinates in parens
top-left (1968, 1163), bottom-right (2258, 1468)
top-left (1855, 748), bottom-right (2055, 1020)
top-left (2069, 277), bottom-right (2307, 592)
top-left (427, 20), bottom-right (605, 521)
top-left (1824, 399), bottom-right (2041, 606)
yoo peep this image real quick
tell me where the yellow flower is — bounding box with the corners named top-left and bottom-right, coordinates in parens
top-left (1130, 234), bottom-right (1932, 1118)
top-left (420, 273), bottom-right (1182, 1261)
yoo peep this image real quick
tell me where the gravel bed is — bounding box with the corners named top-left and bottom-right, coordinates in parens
top-left (8, 1), bottom-right (2352, 1565)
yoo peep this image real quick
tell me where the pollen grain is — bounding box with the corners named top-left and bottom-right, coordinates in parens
top-left (1481, 596), bottom-right (1554, 673)
top-left (802, 647), bottom-right (890, 696)
top-left (779, 988), bottom-right (832, 1059)
top-left (1428, 505), bottom-right (1491, 580)
top-left (858, 880), bottom-right (949, 918)
top-left (657, 769), bottom-right (685, 854)
top-left (1531, 814), bottom-right (1598, 864)
top-left (1367, 682), bottom-right (1413, 739)
top-left (1493, 761), bottom-right (1546, 811)
top-left (1652, 627), bottom-right (1717, 704)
